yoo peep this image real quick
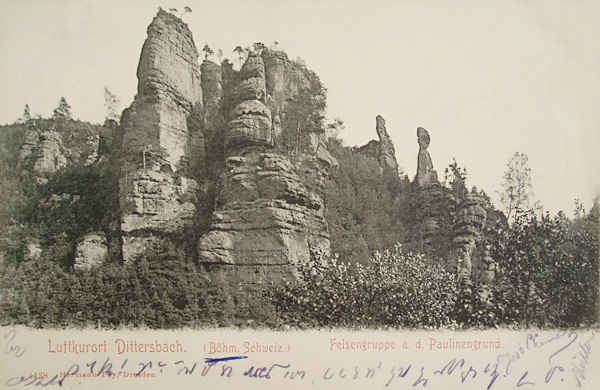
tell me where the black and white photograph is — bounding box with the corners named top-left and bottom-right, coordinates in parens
top-left (0, 0), bottom-right (598, 388)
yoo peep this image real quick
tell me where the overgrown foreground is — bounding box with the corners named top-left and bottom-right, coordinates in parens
top-left (1, 207), bottom-right (597, 329)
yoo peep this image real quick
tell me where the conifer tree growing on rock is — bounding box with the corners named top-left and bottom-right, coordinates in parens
top-left (23, 104), bottom-right (31, 121)
top-left (202, 43), bottom-right (213, 60)
top-left (52, 97), bottom-right (72, 120)
top-left (444, 158), bottom-right (468, 201)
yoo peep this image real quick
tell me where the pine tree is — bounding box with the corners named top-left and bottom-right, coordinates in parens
top-left (18, 104), bottom-right (31, 123)
top-left (52, 97), bottom-right (72, 120)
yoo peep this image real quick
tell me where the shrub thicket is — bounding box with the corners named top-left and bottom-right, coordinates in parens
top-left (270, 245), bottom-right (459, 329)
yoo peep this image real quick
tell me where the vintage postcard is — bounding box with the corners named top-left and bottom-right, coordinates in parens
top-left (0, 0), bottom-right (598, 389)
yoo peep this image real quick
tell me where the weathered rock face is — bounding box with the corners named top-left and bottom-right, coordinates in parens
top-left (227, 99), bottom-right (272, 148)
top-left (119, 170), bottom-right (197, 263)
top-left (198, 153), bottom-right (330, 265)
top-left (33, 130), bottom-right (66, 175)
top-left (198, 52), bottom-right (334, 267)
top-left (19, 120), bottom-right (100, 185)
top-left (19, 125), bottom-right (39, 161)
top-left (117, 11), bottom-right (203, 262)
top-left (451, 195), bottom-right (487, 282)
top-left (225, 53), bottom-right (273, 150)
top-left (200, 60), bottom-right (223, 119)
top-left (84, 134), bottom-right (100, 166)
top-left (375, 116), bottom-right (398, 172)
top-left (74, 233), bottom-right (108, 271)
top-left (357, 115), bottom-right (398, 173)
top-left (261, 49), bottom-right (307, 139)
top-left (415, 127), bottom-right (438, 188)
top-left (121, 10), bottom-right (202, 171)
top-left (308, 132), bottom-right (339, 171)
top-left (411, 183), bottom-right (458, 259)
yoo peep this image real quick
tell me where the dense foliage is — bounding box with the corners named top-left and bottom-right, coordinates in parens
top-left (324, 139), bottom-right (411, 265)
top-left (271, 245), bottom-right (459, 329)
top-left (0, 243), bottom-right (281, 329)
top-left (489, 208), bottom-right (599, 328)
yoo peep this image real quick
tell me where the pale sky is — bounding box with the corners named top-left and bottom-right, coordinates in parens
top-left (1, 0), bottom-right (599, 215)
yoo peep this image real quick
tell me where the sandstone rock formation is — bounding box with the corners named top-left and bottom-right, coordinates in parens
top-left (198, 53), bottom-right (334, 267)
top-left (226, 52), bottom-right (273, 149)
top-left (121, 9), bottom-right (202, 172)
top-left (19, 125), bottom-right (39, 161)
top-left (19, 120), bottom-right (100, 184)
top-left (119, 170), bottom-right (197, 262)
top-left (198, 153), bottom-right (331, 265)
top-left (262, 48), bottom-right (307, 139)
top-left (451, 194), bottom-right (487, 282)
top-left (33, 130), bottom-right (66, 176)
top-left (357, 115), bottom-right (399, 173)
top-left (415, 127), bottom-right (438, 187)
top-left (375, 115), bottom-right (398, 172)
top-left (84, 134), bottom-right (100, 166)
top-left (117, 10), bottom-right (202, 262)
top-left (308, 132), bottom-right (339, 171)
top-left (200, 60), bottom-right (223, 119)
top-left (74, 233), bottom-right (108, 271)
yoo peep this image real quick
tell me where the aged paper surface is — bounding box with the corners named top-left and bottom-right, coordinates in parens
top-left (1, 327), bottom-right (599, 389)
top-left (1, 0), bottom-right (599, 389)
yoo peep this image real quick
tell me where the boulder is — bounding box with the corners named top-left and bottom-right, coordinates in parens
top-left (74, 233), bottom-right (108, 272)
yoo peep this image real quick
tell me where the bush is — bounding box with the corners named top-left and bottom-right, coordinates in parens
top-left (490, 209), bottom-right (599, 328)
top-left (270, 244), bottom-right (459, 329)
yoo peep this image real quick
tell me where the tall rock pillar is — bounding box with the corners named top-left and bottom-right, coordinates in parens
top-left (198, 52), bottom-right (334, 267)
top-left (415, 127), bottom-right (438, 188)
top-left (117, 10), bottom-right (202, 263)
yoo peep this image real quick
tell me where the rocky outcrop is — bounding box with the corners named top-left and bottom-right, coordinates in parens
top-left (74, 233), bottom-right (108, 271)
top-left (84, 134), bottom-right (100, 166)
top-left (198, 53), bottom-right (333, 267)
top-left (19, 120), bottom-right (100, 184)
top-left (308, 132), bottom-right (339, 171)
top-left (375, 116), bottom-right (398, 172)
top-left (357, 115), bottom-right (398, 173)
top-left (261, 49), bottom-right (307, 139)
top-left (121, 9), bottom-right (202, 172)
top-left (19, 125), bottom-right (39, 161)
top-left (415, 127), bottom-right (438, 187)
top-left (227, 99), bottom-right (272, 148)
top-left (117, 10), bottom-right (203, 261)
top-left (198, 153), bottom-right (330, 265)
top-left (200, 60), bottom-right (223, 119)
top-left (31, 129), bottom-right (67, 184)
top-left (411, 183), bottom-right (458, 258)
top-left (120, 170), bottom-right (197, 263)
top-left (225, 52), bottom-right (273, 150)
top-left (451, 195), bottom-right (487, 282)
